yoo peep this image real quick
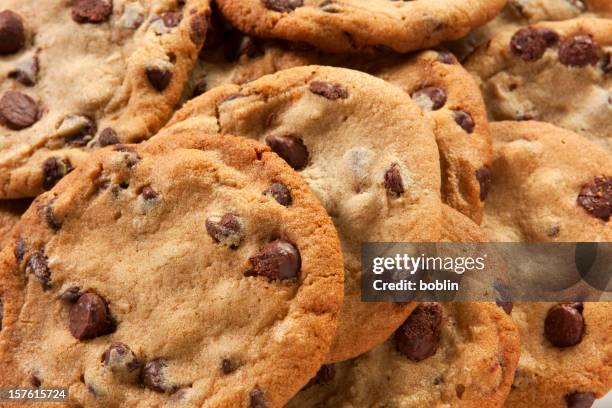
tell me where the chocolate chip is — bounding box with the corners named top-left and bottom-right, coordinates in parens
top-left (224, 32), bottom-right (263, 62)
top-left (39, 201), bottom-right (61, 230)
top-left (577, 175), bottom-right (611, 221)
top-left (98, 127), bottom-right (119, 146)
top-left (0, 298), bottom-right (3, 331)
top-left (494, 281), bottom-right (513, 315)
top-left (0, 10), bottom-right (25, 55)
top-left (69, 293), bottom-right (115, 340)
top-left (559, 35), bottom-right (600, 67)
top-left (206, 213), bottom-right (243, 248)
top-left (265, 134), bottom-right (309, 170)
top-left (476, 166), bottom-right (492, 201)
top-left (248, 240), bottom-right (301, 281)
top-left (510, 27), bottom-right (559, 61)
top-left (221, 358), bottom-right (238, 374)
top-left (452, 110), bottom-right (475, 134)
top-left (161, 11), bottom-right (182, 27)
top-left (411, 86), bottom-right (447, 111)
top-left (30, 374), bottom-right (41, 387)
top-left (384, 164), bottom-right (404, 197)
top-left (263, 182), bottom-right (292, 207)
top-left (0, 91), bottom-right (39, 130)
top-left (146, 66), bottom-right (173, 91)
top-left (102, 342), bottom-right (141, 377)
top-left (565, 391), bottom-right (595, 408)
top-left (72, 0), bottom-right (113, 24)
top-left (309, 364), bottom-right (335, 386)
top-left (544, 303), bottom-right (584, 347)
top-left (140, 186), bottom-right (158, 201)
top-left (8, 54), bottom-right (39, 86)
top-left (59, 286), bottom-right (82, 302)
top-left (309, 81), bottom-right (348, 100)
top-left (262, 0), bottom-right (303, 12)
top-left (190, 13), bottom-right (207, 44)
top-left (143, 359), bottom-right (175, 393)
top-left (395, 303), bottom-right (443, 361)
top-left (57, 115), bottom-right (97, 147)
top-left (249, 388), bottom-right (267, 408)
top-left (601, 52), bottom-right (612, 74)
top-left (456, 384), bottom-right (466, 399)
top-left (42, 157), bottom-right (73, 190)
top-left (26, 251), bottom-right (51, 288)
top-left (14, 237), bottom-right (26, 262)
top-left (437, 51), bottom-right (455, 64)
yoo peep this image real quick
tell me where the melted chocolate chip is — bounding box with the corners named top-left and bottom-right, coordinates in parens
top-left (221, 358), bottom-right (238, 374)
top-left (42, 157), bottom-right (73, 190)
top-left (0, 10), bottom-right (25, 55)
top-left (59, 286), bottom-right (82, 302)
top-left (248, 240), bottom-right (301, 281)
top-left (26, 251), bottom-right (51, 288)
top-left (411, 86), bottom-right (447, 111)
top-left (544, 303), bottom-right (584, 347)
top-left (161, 11), bottom-right (182, 27)
top-left (437, 51), bottom-right (456, 64)
top-left (30, 374), bottom-right (41, 387)
top-left (309, 364), bottom-right (335, 386)
top-left (0, 91), bottom-right (39, 130)
top-left (452, 110), bottom-right (475, 134)
top-left (98, 127), bottom-right (119, 146)
top-left (262, 0), bottom-right (303, 12)
top-left (190, 13), bottom-right (208, 44)
top-left (69, 293), bottom-right (115, 340)
top-left (146, 66), bottom-right (173, 91)
top-left (565, 391), bottom-right (595, 408)
top-left (263, 182), bottom-right (292, 207)
top-left (395, 303), bottom-right (443, 361)
top-left (57, 115), bottom-right (96, 147)
top-left (577, 175), bottom-right (611, 221)
top-left (206, 213), bottom-right (243, 248)
top-left (8, 55), bottom-right (39, 86)
top-left (510, 27), bottom-right (559, 61)
top-left (141, 186), bottom-right (159, 201)
top-left (559, 35), bottom-right (600, 67)
top-left (249, 388), bottom-right (267, 408)
top-left (14, 237), bottom-right (26, 261)
top-left (384, 164), bottom-right (404, 197)
top-left (102, 342), bottom-right (141, 376)
top-left (72, 0), bottom-right (113, 24)
top-left (265, 134), bottom-right (309, 170)
top-left (40, 201), bottom-right (61, 230)
top-left (143, 359), bottom-right (175, 393)
top-left (476, 166), bottom-right (492, 201)
top-left (309, 81), bottom-right (348, 100)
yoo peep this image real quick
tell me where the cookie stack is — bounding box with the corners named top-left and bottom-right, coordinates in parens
top-left (0, 1), bottom-right (610, 407)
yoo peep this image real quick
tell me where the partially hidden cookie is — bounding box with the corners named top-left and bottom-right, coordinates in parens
top-left (0, 132), bottom-right (344, 407)
top-left (466, 18), bottom-right (612, 153)
top-left (506, 302), bottom-right (612, 408)
top-left (167, 65), bottom-right (443, 362)
top-left (0, 198), bottom-right (30, 249)
top-left (191, 42), bottom-right (491, 223)
top-left (214, 0), bottom-right (506, 54)
top-left (482, 121), bottom-right (612, 242)
top-left (286, 302), bottom-right (520, 408)
top-left (0, 0), bottom-right (211, 198)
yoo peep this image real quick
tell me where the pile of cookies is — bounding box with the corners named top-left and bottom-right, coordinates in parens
top-left (0, 1), bottom-right (610, 407)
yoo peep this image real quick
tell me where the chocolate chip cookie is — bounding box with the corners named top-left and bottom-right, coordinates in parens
top-left (192, 42), bottom-right (491, 223)
top-left (482, 121), bottom-right (612, 242)
top-left (0, 131), bottom-right (344, 407)
top-left (286, 302), bottom-right (520, 408)
top-left (0, 198), bottom-right (30, 249)
top-left (506, 302), bottom-right (612, 408)
top-left (0, 0), bottom-right (211, 198)
top-left (214, 0), bottom-right (506, 54)
top-left (466, 18), bottom-right (612, 153)
top-left (168, 65), bottom-right (443, 362)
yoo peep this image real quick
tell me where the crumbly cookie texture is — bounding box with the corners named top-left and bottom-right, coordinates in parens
top-left (505, 302), bottom-right (612, 408)
top-left (0, 132), bottom-right (344, 408)
top-left (0, 0), bottom-right (211, 199)
top-left (447, 0), bottom-right (612, 60)
top-left (286, 302), bottom-right (520, 408)
top-left (0, 198), bottom-right (30, 249)
top-left (483, 121), bottom-right (612, 242)
top-left (466, 18), bottom-right (612, 152)
top-left (190, 42), bottom-right (491, 223)
top-left (167, 65), bottom-right (443, 363)
top-left (215, 0), bottom-right (506, 54)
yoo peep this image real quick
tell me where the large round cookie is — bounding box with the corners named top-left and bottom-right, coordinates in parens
top-left (506, 302), bottom-right (612, 408)
top-left (466, 18), bottom-right (612, 153)
top-left (190, 42), bottom-right (491, 223)
top-left (482, 121), bottom-right (612, 242)
top-left (0, 0), bottom-right (211, 198)
top-left (0, 198), bottom-right (30, 249)
top-left (286, 302), bottom-right (520, 408)
top-left (214, 0), bottom-right (506, 54)
top-left (0, 132), bottom-right (344, 407)
top-left (168, 65), bottom-right (442, 362)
